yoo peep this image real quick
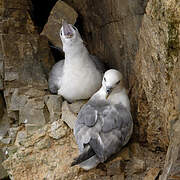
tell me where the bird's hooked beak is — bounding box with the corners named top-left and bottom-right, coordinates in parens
top-left (62, 20), bottom-right (74, 38)
top-left (105, 87), bottom-right (112, 99)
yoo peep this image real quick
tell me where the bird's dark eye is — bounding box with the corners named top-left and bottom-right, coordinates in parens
top-left (60, 30), bottom-right (62, 36)
top-left (116, 80), bottom-right (120, 85)
top-left (104, 77), bottom-right (106, 82)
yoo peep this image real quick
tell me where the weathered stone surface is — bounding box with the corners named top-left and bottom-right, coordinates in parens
top-left (0, 112), bottom-right (10, 140)
top-left (19, 97), bottom-right (46, 125)
top-left (0, 0), bottom-right (54, 131)
top-left (44, 95), bottom-right (63, 122)
top-left (0, 149), bottom-right (8, 179)
top-left (106, 157), bottom-right (124, 176)
top-left (69, 100), bottom-right (87, 114)
top-left (8, 126), bottom-right (20, 143)
top-left (132, 0), bottom-right (180, 151)
top-left (0, 0), bottom-right (32, 10)
top-left (160, 119), bottom-right (180, 180)
top-left (2, 34), bottom-right (47, 88)
top-left (0, 9), bottom-right (35, 34)
top-left (0, 60), bottom-right (3, 90)
top-left (0, 92), bottom-right (4, 118)
top-left (62, 101), bottom-right (77, 129)
top-left (41, 1), bottom-right (78, 49)
top-left (1, 0), bottom-right (180, 179)
top-left (64, 0), bottom-right (148, 86)
top-left (131, 158), bottom-right (145, 174)
top-left (37, 35), bottom-right (55, 77)
top-left (15, 130), bottom-right (27, 146)
top-left (112, 174), bottom-right (124, 180)
top-left (48, 120), bottom-right (68, 140)
top-left (144, 167), bottom-right (160, 180)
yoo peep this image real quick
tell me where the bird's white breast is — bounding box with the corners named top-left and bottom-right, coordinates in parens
top-left (60, 56), bottom-right (102, 102)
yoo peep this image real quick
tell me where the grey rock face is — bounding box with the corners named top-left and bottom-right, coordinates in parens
top-left (0, 149), bottom-right (8, 179)
top-left (44, 95), bottom-right (63, 122)
top-left (41, 1), bottom-right (78, 49)
top-left (61, 101), bottom-right (77, 129)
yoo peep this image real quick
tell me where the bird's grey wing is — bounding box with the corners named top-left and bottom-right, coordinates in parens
top-left (48, 59), bottom-right (64, 93)
top-left (74, 102), bottom-right (101, 152)
top-left (90, 55), bottom-right (106, 74)
top-left (75, 104), bottom-right (98, 135)
top-left (89, 104), bottom-right (133, 162)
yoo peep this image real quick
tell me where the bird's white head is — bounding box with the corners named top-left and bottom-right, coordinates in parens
top-left (102, 69), bottom-right (123, 98)
top-left (60, 20), bottom-right (83, 49)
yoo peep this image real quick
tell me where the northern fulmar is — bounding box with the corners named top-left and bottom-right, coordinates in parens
top-left (48, 20), bottom-right (105, 102)
top-left (71, 69), bottom-right (133, 170)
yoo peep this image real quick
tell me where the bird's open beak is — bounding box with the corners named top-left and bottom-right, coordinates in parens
top-left (62, 20), bottom-right (73, 38)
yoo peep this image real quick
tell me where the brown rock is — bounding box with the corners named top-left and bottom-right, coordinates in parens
top-left (112, 174), bottom-right (125, 180)
top-left (41, 1), bottom-right (78, 49)
top-left (119, 147), bottom-right (130, 161)
top-left (0, 0), bottom-right (32, 10)
top-left (160, 120), bottom-right (180, 180)
top-left (0, 149), bottom-right (8, 179)
top-left (64, 0), bottom-right (148, 85)
top-left (0, 59), bottom-right (3, 90)
top-left (144, 168), bottom-right (160, 180)
top-left (131, 158), bottom-right (146, 174)
top-left (106, 157), bottom-right (124, 176)
top-left (0, 92), bottom-right (4, 118)
top-left (69, 100), bottom-right (87, 114)
top-left (37, 35), bottom-right (55, 77)
top-left (62, 101), bottom-right (77, 129)
top-left (0, 111), bottom-right (10, 140)
top-left (44, 95), bottom-right (63, 122)
top-left (130, 143), bottom-right (143, 158)
top-left (132, 0), bottom-right (180, 151)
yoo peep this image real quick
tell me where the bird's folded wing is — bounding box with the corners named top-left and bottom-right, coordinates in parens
top-left (90, 104), bottom-right (133, 161)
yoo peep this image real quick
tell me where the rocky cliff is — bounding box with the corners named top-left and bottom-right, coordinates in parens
top-left (0, 0), bottom-right (179, 179)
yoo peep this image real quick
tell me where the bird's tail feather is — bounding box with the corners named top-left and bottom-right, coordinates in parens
top-left (71, 145), bottom-right (95, 166)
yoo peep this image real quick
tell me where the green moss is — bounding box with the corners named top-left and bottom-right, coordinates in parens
top-left (165, 20), bottom-right (179, 81)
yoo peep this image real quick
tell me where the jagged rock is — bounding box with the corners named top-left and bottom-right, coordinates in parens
top-left (132, 0), bottom-right (180, 151)
top-left (44, 95), bottom-right (63, 122)
top-left (62, 101), bottom-right (77, 129)
top-left (37, 35), bottom-right (55, 77)
top-left (8, 126), bottom-right (20, 142)
top-left (0, 60), bottom-right (3, 90)
top-left (144, 167), bottom-right (160, 180)
top-left (160, 120), bottom-right (180, 180)
top-left (48, 120), bottom-right (68, 140)
top-left (0, 138), bottom-right (11, 144)
top-left (112, 174), bottom-right (124, 180)
top-left (64, 0), bottom-right (148, 85)
top-left (0, 149), bottom-right (8, 179)
top-left (41, 1), bottom-right (78, 49)
top-left (6, 145), bottom-right (18, 156)
top-left (19, 97), bottom-right (45, 124)
top-left (118, 147), bottom-right (130, 161)
top-left (106, 157), bottom-right (124, 176)
top-left (129, 143), bottom-right (143, 158)
top-left (69, 100), bottom-right (87, 114)
top-left (0, 92), bottom-right (4, 118)
top-left (0, 0), bottom-right (54, 132)
top-left (0, 112), bottom-right (10, 140)
top-left (15, 130), bottom-right (27, 146)
top-left (131, 158), bottom-right (145, 174)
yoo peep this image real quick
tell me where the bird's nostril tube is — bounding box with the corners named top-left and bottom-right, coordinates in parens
top-left (106, 87), bottom-right (112, 94)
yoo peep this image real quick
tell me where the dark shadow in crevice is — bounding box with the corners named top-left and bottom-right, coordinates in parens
top-left (1, 176), bottom-right (11, 180)
top-left (48, 42), bottom-right (64, 63)
top-left (0, 90), bottom-right (6, 109)
top-left (30, 0), bottom-right (58, 33)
